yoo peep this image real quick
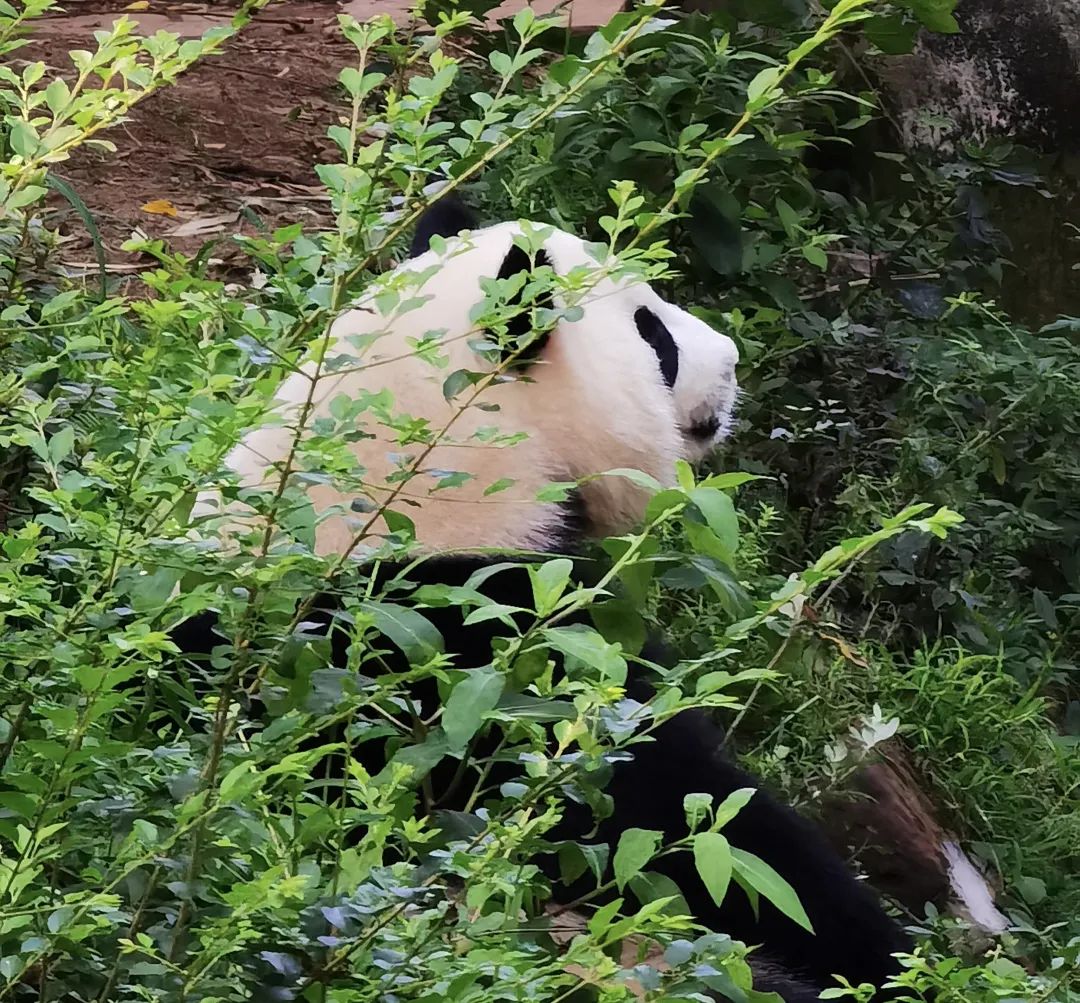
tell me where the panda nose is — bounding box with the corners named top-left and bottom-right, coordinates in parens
top-left (689, 414), bottom-right (720, 440)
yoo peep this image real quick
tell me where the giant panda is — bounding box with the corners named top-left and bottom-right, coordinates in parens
top-left (178, 197), bottom-right (913, 1001)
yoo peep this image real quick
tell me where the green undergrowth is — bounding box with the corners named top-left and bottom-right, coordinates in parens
top-left (741, 640), bottom-right (1080, 923)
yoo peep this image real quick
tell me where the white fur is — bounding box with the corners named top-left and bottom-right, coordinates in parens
top-left (193, 221), bottom-right (738, 557)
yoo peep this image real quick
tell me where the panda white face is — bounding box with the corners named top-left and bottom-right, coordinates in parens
top-left (631, 295), bottom-right (739, 462)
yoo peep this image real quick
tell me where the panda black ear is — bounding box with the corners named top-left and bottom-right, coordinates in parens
top-left (490, 242), bottom-right (555, 369)
top-left (409, 194), bottom-right (481, 258)
top-left (634, 306), bottom-right (679, 389)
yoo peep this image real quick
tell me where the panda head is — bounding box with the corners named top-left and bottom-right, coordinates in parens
top-left (203, 199), bottom-right (740, 556)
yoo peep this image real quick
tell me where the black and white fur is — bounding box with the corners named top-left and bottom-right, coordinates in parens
top-left (192, 207), bottom-right (738, 556)
top-left (179, 199), bottom-right (912, 1000)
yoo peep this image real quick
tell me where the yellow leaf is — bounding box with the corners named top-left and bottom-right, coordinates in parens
top-left (818, 632), bottom-right (869, 668)
top-left (125, 1), bottom-right (150, 8)
top-left (141, 199), bottom-right (178, 217)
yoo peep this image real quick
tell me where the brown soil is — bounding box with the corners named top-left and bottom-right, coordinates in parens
top-left (18, 0), bottom-right (620, 285)
top-left (22, 3), bottom-right (352, 282)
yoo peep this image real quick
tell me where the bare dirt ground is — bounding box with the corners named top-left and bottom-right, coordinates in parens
top-left (20, 0), bottom-right (619, 283)
top-left (26, 3), bottom-right (357, 279)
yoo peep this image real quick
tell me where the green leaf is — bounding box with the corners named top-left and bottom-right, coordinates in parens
top-left (44, 78), bottom-right (70, 113)
top-left (535, 481), bottom-right (577, 502)
top-left (629, 872), bottom-right (690, 917)
top-left (1015, 875), bottom-right (1047, 905)
top-left (693, 831), bottom-right (732, 907)
top-left (443, 666), bottom-right (504, 753)
top-left (382, 509), bottom-right (416, 540)
top-left (864, 13), bottom-right (919, 54)
top-left (698, 472), bottom-right (762, 491)
top-left (746, 65), bottom-right (783, 105)
top-left (443, 368), bottom-right (482, 400)
top-left (731, 848), bottom-right (814, 932)
top-left (630, 140), bottom-right (675, 155)
top-left (379, 730), bottom-right (450, 786)
top-left (802, 243), bottom-right (829, 270)
top-left (495, 692), bottom-right (575, 723)
top-left (462, 603), bottom-right (522, 627)
top-left (684, 792), bottom-right (712, 832)
top-left (587, 897), bottom-right (624, 937)
top-left (613, 828), bottom-right (662, 890)
top-left (1032, 589), bottom-right (1059, 631)
top-left (358, 600), bottom-right (442, 662)
top-left (902, 0), bottom-right (959, 33)
top-left (219, 761), bottom-right (261, 802)
top-left (675, 459), bottom-right (695, 492)
top-left (5, 185), bottom-right (45, 210)
top-left (540, 625), bottom-right (627, 684)
top-left (646, 488), bottom-right (689, 523)
top-left (989, 446), bottom-right (1007, 485)
top-left (48, 425), bottom-right (74, 465)
top-left (339, 66), bottom-right (363, 96)
top-left (9, 120), bottom-right (39, 158)
top-left (512, 5), bottom-right (535, 37)
top-left (589, 597), bottom-right (646, 656)
top-left (775, 197), bottom-right (800, 237)
top-left (689, 488), bottom-right (739, 560)
top-left (580, 842), bottom-right (610, 883)
top-left (713, 787), bottom-right (756, 828)
top-left (547, 55), bottom-right (582, 88)
top-left (529, 557), bottom-right (574, 615)
top-left (604, 467), bottom-right (664, 492)
top-left (483, 477), bottom-right (515, 496)
top-left (560, 841), bottom-right (610, 885)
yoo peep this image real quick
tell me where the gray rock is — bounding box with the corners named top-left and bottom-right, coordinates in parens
top-left (875, 0), bottom-right (1080, 152)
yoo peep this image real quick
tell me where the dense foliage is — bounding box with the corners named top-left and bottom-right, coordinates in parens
top-left (0, 0), bottom-right (1078, 1001)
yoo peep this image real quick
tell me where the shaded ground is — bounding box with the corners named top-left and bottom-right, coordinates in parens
top-left (20, 0), bottom-right (619, 285)
top-left (24, 3), bottom-right (355, 281)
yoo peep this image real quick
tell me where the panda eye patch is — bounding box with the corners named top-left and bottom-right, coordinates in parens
top-left (634, 306), bottom-right (679, 389)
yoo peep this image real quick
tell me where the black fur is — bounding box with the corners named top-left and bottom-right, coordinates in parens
top-left (493, 242), bottom-right (555, 366)
top-left (745, 957), bottom-right (836, 1002)
top-left (634, 305), bottom-right (680, 389)
top-left (407, 193), bottom-right (480, 258)
top-left (170, 555), bottom-right (910, 999)
top-left (555, 488), bottom-right (591, 550)
top-left (407, 193), bottom-right (556, 369)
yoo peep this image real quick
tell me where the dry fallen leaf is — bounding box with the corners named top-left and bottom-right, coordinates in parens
top-left (141, 199), bottom-right (178, 217)
top-left (167, 212), bottom-right (238, 238)
top-left (125, 1), bottom-right (150, 8)
top-left (818, 631), bottom-right (870, 668)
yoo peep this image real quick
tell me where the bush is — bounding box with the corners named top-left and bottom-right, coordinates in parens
top-left (1, 0), bottom-right (1078, 1000)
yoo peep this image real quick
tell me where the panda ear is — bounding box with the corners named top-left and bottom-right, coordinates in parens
top-left (634, 306), bottom-right (679, 389)
top-left (409, 194), bottom-right (480, 258)
top-left (490, 242), bottom-right (555, 369)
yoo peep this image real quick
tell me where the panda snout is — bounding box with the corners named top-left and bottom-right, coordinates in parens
top-left (688, 414), bottom-right (721, 440)
top-left (682, 380), bottom-right (739, 456)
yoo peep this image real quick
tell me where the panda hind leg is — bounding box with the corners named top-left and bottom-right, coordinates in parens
top-left (746, 955), bottom-right (828, 1002)
top-left (584, 670), bottom-right (912, 996)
